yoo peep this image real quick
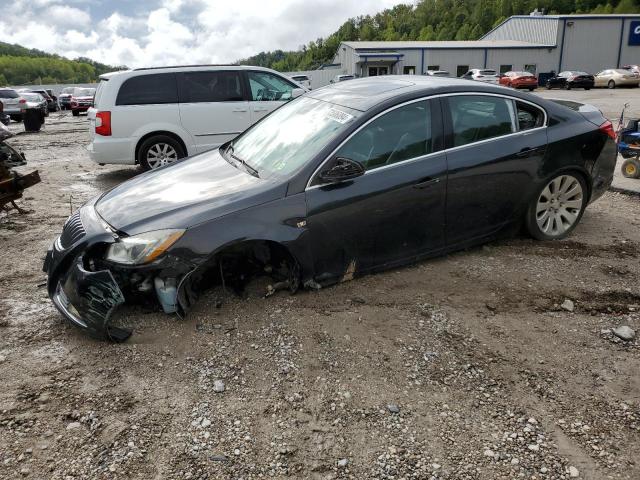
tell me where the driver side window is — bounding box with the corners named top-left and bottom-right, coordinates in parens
top-left (247, 71), bottom-right (294, 102)
top-left (336, 100), bottom-right (433, 171)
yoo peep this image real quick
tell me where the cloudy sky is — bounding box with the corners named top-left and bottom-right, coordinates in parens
top-left (0, 0), bottom-right (402, 67)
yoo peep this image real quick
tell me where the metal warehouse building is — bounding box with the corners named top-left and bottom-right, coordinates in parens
top-left (331, 14), bottom-right (640, 82)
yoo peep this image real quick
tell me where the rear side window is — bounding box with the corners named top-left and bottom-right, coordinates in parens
top-left (516, 101), bottom-right (545, 131)
top-left (0, 89), bottom-right (18, 99)
top-left (336, 100), bottom-right (433, 171)
top-left (447, 95), bottom-right (515, 147)
top-left (180, 71), bottom-right (244, 103)
top-left (116, 73), bottom-right (178, 106)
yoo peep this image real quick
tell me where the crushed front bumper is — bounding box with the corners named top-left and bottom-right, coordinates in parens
top-left (47, 254), bottom-right (130, 341)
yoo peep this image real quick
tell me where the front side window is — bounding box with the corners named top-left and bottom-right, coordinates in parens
top-left (116, 73), bottom-right (178, 106)
top-left (180, 71), bottom-right (243, 103)
top-left (229, 97), bottom-right (360, 179)
top-left (247, 71), bottom-right (294, 101)
top-left (335, 100), bottom-right (433, 171)
top-left (447, 95), bottom-right (515, 148)
top-left (516, 101), bottom-right (545, 131)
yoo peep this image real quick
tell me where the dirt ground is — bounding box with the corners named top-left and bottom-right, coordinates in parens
top-left (0, 89), bottom-right (639, 480)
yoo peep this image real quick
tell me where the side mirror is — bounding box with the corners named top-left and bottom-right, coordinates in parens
top-left (319, 157), bottom-right (365, 183)
top-left (291, 88), bottom-right (305, 99)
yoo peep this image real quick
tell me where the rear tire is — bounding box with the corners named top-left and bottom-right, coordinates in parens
top-left (621, 158), bottom-right (640, 179)
top-left (72, 110), bottom-right (79, 117)
top-left (608, 80), bottom-right (616, 89)
top-left (138, 135), bottom-right (186, 171)
top-left (528, 87), bottom-right (535, 91)
top-left (545, 83), bottom-right (552, 90)
top-left (564, 83), bottom-right (571, 90)
top-left (525, 173), bottom-right (587, 241)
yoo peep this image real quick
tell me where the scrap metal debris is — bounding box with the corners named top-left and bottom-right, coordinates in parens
top-left (0, 124), bottom-right (40, 212)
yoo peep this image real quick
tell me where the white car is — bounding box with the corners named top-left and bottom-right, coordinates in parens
top-left (289, 74), bottom-right (312, 89)
top-left (461, 69), bottom-right (500, 84)
top-left (330, 74), bottom-right (355, 83)
top-left (87, 65), bottom-right (307, 170)
top-left (425, 70), bottom-right (450, 77)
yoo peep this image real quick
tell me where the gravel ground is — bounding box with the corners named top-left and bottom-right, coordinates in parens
top-left (0, 89), bottom-right (639, 480)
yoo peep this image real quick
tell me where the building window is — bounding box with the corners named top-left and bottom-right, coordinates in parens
top-left (368, 66), bottom-right (389, 77)
top-left (499, 65), bottom-right (512, 75)
top-left (403, 66), bottom-right (416, 75)
top-left (456, 65), bottom-right (469, 77)
top-left (427, 65), bottom-right (440, 71)
top-left (524, 64), bottom-right (537, 75)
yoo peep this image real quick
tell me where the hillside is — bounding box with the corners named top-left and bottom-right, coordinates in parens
top-left (0, 42), bottom-right (125, 85)
top-left (240, 0), bottom-right (640, 71)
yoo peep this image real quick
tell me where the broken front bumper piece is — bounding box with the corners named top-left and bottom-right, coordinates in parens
top-left (49, 255), bottom-right (128, 341)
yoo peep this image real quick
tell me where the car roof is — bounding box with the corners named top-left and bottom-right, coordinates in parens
top-left (306, 75), bottom-right (514, 112)
top-left (99, 64), bottom-right (286, 80)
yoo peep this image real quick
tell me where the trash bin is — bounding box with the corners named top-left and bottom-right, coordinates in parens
top-left (23, 109), bottom-right (42, 132)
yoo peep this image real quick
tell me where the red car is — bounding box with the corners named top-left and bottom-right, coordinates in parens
top-left (499, 71), bottom-right (538, 91)
top-left (70, 87), bottom-right (96, 117)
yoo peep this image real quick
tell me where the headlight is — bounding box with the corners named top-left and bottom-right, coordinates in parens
top-left (105, 229), bottom-right (184, 265)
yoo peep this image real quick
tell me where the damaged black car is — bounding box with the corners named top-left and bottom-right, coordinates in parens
top-left (44, 76), bottom-right (616, 341)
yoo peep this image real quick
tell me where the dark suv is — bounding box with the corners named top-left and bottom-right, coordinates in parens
top-left (30, 89), bottom-right (59, 112)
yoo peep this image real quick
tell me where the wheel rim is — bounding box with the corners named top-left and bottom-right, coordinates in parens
top-left (536, 175), bottom-right (583, 237)
top-left (146, 143), bottom-right (178, 169)
top-left (625, 163), bottom-right (637, 176)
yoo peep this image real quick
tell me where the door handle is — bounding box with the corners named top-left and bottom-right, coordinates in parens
top-left (515, 147), bottom-right (541, 158)
top-left (232, 108), bottom-right (248, 113)
top-left (253, 107), bottom-right (269, 112)
top-left (413, 177), bottom-right (441, 189)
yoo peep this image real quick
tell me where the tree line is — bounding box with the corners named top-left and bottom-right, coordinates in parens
top-left (0, 42), bottom-right (125, 86)
top-left (239, 0), bottom-right (640, 72)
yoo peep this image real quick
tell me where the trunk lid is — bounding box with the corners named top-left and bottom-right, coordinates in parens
top-left (549, 99), bottom-right (606, 125)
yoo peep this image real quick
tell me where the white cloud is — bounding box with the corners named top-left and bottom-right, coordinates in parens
top-left (0, 0), bottom-right (404, 68)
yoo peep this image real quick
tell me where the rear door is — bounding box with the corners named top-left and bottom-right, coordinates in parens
top-left (244, 70), bottom-right (298, 123)
top-left (178, 70), bottom-right (250, 153)
top-left (443, 94), bottom-right (547, 246)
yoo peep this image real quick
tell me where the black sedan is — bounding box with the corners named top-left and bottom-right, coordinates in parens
top-left (546, 71), bottom-right (594, 90)
top-left (43, 76), bottom-right (616, 341)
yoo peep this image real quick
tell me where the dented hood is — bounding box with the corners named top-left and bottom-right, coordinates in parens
top-left (95, 149), bottom-right (286, 235)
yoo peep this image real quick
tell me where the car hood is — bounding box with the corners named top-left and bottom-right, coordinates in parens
top-left (95, 149), bottom-right (286, 235)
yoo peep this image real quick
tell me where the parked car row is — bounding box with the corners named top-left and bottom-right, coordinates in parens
top-left (0, 86), bottom-right (96, 123)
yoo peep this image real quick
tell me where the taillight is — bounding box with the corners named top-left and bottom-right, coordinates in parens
top-left (599, 120), bottom-right (616, 140)
top-left (19, 98), bottom-right (26, 104)
top-left (95, 111), bottom-right (111, 136)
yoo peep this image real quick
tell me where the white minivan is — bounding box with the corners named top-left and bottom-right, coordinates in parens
top-left (87, 65), bottom-right (307, 170)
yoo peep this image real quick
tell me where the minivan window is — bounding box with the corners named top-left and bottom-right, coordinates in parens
top-left (116, 73), bottom-right (178, 106)
top-left (229, 97), bottom-right (360, 179)
top-left (336, 100), bottom-right (433, 171)
top-left (0, 89), bottom-right (19, 99)
top-left (247, 71), bottom-right (294, 101)
top-left (180, 71), bottom-right (244, 103)
top-left (447, 95), bottom-right (515, 147)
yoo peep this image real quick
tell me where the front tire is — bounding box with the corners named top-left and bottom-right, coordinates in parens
top-left (608, 80), bottom-right (616, 89)
top-left (526, 173), bottom-right (587, 241)
top-left (72, 110), bottom-right (79, 117)
top-left (621, 158), bottom-right (640, 178)
top-left (546, 83), bottom-right (552, 90)
top-left (564, 83), bottom-right (571, 90)
top-left (138, 135), bottom-right (186, 171)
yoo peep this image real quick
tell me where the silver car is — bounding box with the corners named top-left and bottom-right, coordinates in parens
top-left (594, 69), bottom-right (640, 88)
top-left (18, 92), bottom-right (49, 118)
top-left (0, 88), bottom-right (25, 121)
top-left (461, 68), bottom-right (500, 84)
top-left (425, 70), bottom-right (451, 77)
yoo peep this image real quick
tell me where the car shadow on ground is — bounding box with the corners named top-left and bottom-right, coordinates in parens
top-left (94, 167), bottom-right (141, 188)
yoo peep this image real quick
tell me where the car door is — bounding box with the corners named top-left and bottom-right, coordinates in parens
top-left (244, 70), bottom-right (299, 124)
top-left (594, 70), bottom-right (608, 87)
top-left (304, 98), bottom-right (447, 282)
top-left (178, 70), bottom-right (250, 153)
top-left (443, 94), bottom-right (547, 246)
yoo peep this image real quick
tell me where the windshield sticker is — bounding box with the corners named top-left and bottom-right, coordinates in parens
top-left (326, 108), bottom-right (354, 124)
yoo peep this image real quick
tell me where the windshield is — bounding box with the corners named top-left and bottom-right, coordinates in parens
top-left (22, 93), bottom-right (41, 101)
top-left (74, 88), bottom-right (95, 96)
top-left (479, 70), bottom-right (497, 75)
top-left (61, 87), bottom-right (74, 94)
top-left (228, 97), bottom-right (360, 179)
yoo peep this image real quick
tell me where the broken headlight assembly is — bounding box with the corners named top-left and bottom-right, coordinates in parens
top-left (105, 229), bottom-right (184, 265)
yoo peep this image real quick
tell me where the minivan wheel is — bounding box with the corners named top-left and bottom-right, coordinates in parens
top-left (526, 173), bottom-right (587, 241)
top-left (139, 135), bottom-right (186, 170)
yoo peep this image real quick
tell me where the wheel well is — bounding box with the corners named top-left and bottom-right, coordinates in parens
top-left (135, 131), bottom-right (188, 164)
top-left (177, 240), bottom-right (301, 311)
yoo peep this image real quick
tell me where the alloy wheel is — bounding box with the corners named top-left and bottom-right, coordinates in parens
top-left (535, 175), bottom-right (584, 237)
top-left (146, 143), bottom-right (178, 169)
